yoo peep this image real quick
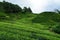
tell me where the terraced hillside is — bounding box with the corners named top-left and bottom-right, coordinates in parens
top-left (0, 13), bottom-right (60, 40)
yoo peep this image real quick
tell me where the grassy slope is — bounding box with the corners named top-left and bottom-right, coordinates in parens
top-left (0, 12), bottom-right (60, 40)
top-left (32, 12), bottom-right (60, 26)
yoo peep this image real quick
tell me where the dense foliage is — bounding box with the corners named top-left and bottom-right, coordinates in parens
top-left (23, 7), bottom-right (32, 13)
top-left (52, 25), bottom-right (60, 34)
top-left (0, 1), bottom-right (32, 13)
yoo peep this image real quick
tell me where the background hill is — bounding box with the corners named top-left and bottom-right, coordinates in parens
top-left (32, 12), bottom-right (60, 25)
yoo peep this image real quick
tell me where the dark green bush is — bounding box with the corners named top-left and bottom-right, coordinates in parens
top-left (52, 25), bottom-right (60, 34)
top-left (38, 36), bottom-right (48, 40)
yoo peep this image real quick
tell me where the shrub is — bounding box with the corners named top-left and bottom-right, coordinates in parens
top-left (52, 25), bottom-right (60, 34)
top-left (38, 36), bottom-right (48, 40)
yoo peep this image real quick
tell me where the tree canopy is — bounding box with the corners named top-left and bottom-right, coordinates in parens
top-left (0, 1), bottom-right (32, 14)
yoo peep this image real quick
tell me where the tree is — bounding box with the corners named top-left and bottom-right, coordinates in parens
top-left (3, 0), bottom-right (5, 2)
top-left (22, 7), bottom-right (32, 13)
top-left (27, 7), bottom-right (32, 13)
top-left (14, 5), bottom-right (22, 13)
top-left (3, 1), bottom-right (22, 13)
top-left (23, 7), bottom-right (28, 13)
top-left (0, 2), bottom-right (4, 12)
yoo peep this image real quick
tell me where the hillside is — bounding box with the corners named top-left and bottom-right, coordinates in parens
top-left (32, 12), bottom-right (60, 26)
top-left (0, 12), bottom-right (60, 40)
top-left (0, 1), bottom-right (60, 40)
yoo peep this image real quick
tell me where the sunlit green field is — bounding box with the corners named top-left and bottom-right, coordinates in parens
top-left (0, 13), bottom-right (60, 40)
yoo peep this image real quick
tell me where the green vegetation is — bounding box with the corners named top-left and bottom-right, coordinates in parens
top-left (52, 25), bottom-right (60, 34)
top-left (32, 12), bottom-right (60, 25)
top-left (0, 1), bottom-right (60, 40)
